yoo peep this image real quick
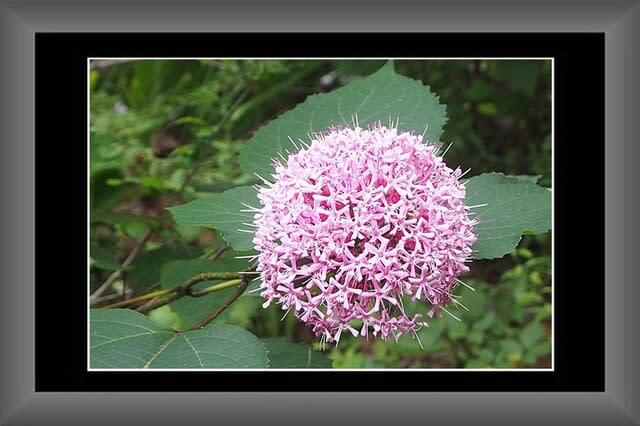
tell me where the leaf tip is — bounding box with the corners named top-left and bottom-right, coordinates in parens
top-left (380, 60), bottom-right (395, 73)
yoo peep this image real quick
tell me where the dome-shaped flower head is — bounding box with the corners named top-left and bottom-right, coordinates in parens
top-left (252, 123), bottom-right (478, 345)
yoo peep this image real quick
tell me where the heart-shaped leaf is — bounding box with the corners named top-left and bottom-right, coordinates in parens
top-left (465, 173), bottom-right (552, 259)
top-left (238, 61), bottom-right (447, 180)
top-left (90, 309), bottom-right (268, 368)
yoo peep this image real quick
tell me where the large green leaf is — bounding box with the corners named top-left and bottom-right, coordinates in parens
top-left (167, 186), bottom-right (258, 251)
top-left (238, 61), bottom-right (447, 179)
top-left (160, 250), bottom-right (255, 326)
top-left (90, 309), bottom-right (268, 368)
top-left (262, 338), bottom-right (332, 368)
top-left (465, 173), bottom-right (552, 259)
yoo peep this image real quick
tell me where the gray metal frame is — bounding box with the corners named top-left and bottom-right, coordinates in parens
top-left (2, 1), bottom-right (637, 424)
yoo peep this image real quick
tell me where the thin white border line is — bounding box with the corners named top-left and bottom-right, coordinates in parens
top-left (551, 57), bottom-right (555, 371)
top-left (89, 368), bottom-right (553, 372)
top-left (87, 57), bottom-right (92, 373)
top-left (88, 57), bottom-right (553, 61)
top-left (87, 57), bottom-right (554, 372)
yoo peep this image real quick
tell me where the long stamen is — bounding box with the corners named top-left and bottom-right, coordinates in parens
top-left (468, 203), bottom-right (488, 209)
top-left (441, 141), bottom-right (454, 157)
top-left (440, 306), bottom-right (461, 322)
top-left (288, 136), bottom-right (299, 151)
top-left (421, 123), bottom-right (430, 137)
top-left (455, 278), bottom-right (476, 292)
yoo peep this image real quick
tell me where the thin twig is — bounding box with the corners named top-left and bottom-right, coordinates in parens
top-left (190, 263), bottom-right (257, 330)
top-left (90, 231), bottom-right (152, 304)
top-left (190, 279), bottom-right (249, 330)
top-left (210, 245), bottom-right (229, 260)
top-left (101, 288), bottom-right (172, 309)
top-left (91, 289), bottom-right (134, 307)
top-left (136, 292), bottom-right (183, 314)
top-left (197, 245), bottom-right (228, 260)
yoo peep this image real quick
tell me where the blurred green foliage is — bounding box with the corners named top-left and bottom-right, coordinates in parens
top-left (90, 59), bottom-right (551, 368)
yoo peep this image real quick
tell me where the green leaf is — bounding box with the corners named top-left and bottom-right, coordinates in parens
top-left (90, 309), bottom-right (268, 368)
top-left (456, 286), bottom-right (488, 321)
top-left (262, 338), bottom-right (332, 368)
top-left (160, 250), bottom-right (254, 326)
top-left (499, 339), bottom-right (523, 366)
top-left (446, 317), bottom-right (468, 340)
top-left (168, 186), bottom-right (258, 251)
top-left (465, 173), bottom-right (552, 259)
top-left (512, 175), bottom-right (543, 184)
top-left (475, 348), bottom-right (495, 364)
top-left (90, 243), bottom-right (130, 271)
top-left (519, 321), bottom-right (545, 348)
top-left (473, 311), bottom-right (496, 332)
top-left (528, 339), bottom-right (551, 358)
top-left (468, 329), bottom-right (484, 345)
top-left (225, 297), bottom-right (264, 328)
top-left (333, 60), bottom-right (387, 76)
top-left (128, 244), bottom-right (197, 291)
top-left (499, 339), bottom-right (522, 357)
top-left (495, 60), bottom-right (540, 97)
top-left (516, 291), bottom-right (544, 306)
top-left (238, 61), bottom-right (447, 179)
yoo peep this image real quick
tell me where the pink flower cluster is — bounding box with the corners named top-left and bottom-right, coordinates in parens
top-left (252, 123), bottom-right (477, 344)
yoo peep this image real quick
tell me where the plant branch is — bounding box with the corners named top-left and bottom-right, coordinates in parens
top-left (197, 245), bottom-right (229, 261)
top-left (101, 288), bottom-right (172, 309)
top-left (190, 263), bottom-right (257, 330)
top-left (182, 272), bottom-right (243, 292)
top-left (187, 278), bottom-right (242, 297)
top-left (210, 245), bottom-right (230, 260)
top-left (135, 292), bottom-right (184, 314)
top-left (136, 278), bottom-right (245, 313)
top-left (91, 289), bottom-right (133, 307)
top-left (100, 271), bottom-right (243, 310)
top-left (90, 231), bottom-right (152, 304)
top-left (190, 279), bottom-right (249, 330)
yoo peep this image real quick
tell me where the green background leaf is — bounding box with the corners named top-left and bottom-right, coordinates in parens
top-left (128, 244), bottom-right (196, 291)
top-left (495, 60), bottom-right (540, 97)
top-left (167, 186), bottom-right (258, 250)
top-left (465, 173), bottom-right (552, 259)
top-left (238, 61), bottom-right (447, 179)
top-left (519, 321), bottom-right (545, 348)
top-left (90, 242), bottom-right (130, 271)
top-left (262, 338), bottom-right (332, 368)
top-left (90, 309), bottom-right (268, 368)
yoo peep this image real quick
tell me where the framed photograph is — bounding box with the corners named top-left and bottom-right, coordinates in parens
top-left (3, 1), bottom-right (636, 424)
